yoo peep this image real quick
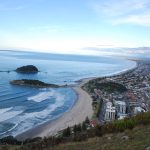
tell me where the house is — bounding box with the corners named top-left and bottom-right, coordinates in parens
top-left (90, 120), bottom-right (97, 127)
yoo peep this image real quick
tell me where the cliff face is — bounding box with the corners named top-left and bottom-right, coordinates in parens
top-left (16, 65), bottom-right (38, 73)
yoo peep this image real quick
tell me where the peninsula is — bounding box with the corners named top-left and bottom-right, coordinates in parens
top-left (16, 65), bottom-right (39, 73)
top-left (10, 79), bottom-right (59, 88)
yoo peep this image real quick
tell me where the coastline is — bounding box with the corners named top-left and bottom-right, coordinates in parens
top-left (16, 86), bottom-right (93, 140)
top-left (75, 59), bottom-right (138, 86)
top-left (16, 59), bottom-right (137, 140)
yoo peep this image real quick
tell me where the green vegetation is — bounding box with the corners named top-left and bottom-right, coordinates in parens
top-left (1, 111), bottom-right (150, 150)
top-left (95, 81), bottom-right (127, 93)
top-left (84, 80), bottom-right (127, 93)
top-left (10, 79), bottom-right (59, 88)
top-left (16, 65), bottom-right (38, 73)
top-left (63, 127), bottom-right (71, 137)
top-left (73, 124), bottom-right (82, 133)
top-left (48, 125), bottom-right (150, 150)
top-left (92, 99), bottom-right (103, 120)
top-left (85, 116), bottom-right (90, 124)
top-left (82, 122), bottom-right (87, 131)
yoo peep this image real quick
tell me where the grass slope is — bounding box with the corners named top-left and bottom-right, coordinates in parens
top-left (50, 125), bottom-right (150, 150)
top-left (1, 124), bottom-right (149, 150)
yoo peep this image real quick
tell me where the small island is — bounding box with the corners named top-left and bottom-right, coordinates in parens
top-left (16, 65), bottom-right (39, 73)
top-left (10, 79), bottom-right (59, 88)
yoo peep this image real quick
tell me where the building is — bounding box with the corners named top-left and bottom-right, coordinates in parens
top-left (104, 102), bottom-right (116, 121)
top-left (115, 101), bottom-right (126, 114)
top-left (90, 120), bottom-right (97, 127)
top-left (114, 101), bottom-right (127, 119)
top-left (134, 107), bottom-right (145, 114)
top-left (117, 114), bottom-right (127, 120)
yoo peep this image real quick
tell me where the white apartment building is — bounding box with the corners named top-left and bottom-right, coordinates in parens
top-left (104, 102), bottom-right (116, 121)
top-left (115, 101), bottom-right (127, 120)
top-left (115, 101), bottom-right (126, 114)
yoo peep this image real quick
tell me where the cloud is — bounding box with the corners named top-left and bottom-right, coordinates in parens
top-left (91, 0), bottom-right (149, 16)
top-left (112, 12), bottom-right (150, 26)
top-left (81, 46), bottom-right (150, 56)
top-left (90, 0), bottom-right (150, 26)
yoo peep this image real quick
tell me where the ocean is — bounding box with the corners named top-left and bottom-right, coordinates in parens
top-left (0, 50), bottom-right (136, 137)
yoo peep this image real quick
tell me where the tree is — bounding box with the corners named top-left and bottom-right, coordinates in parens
top-left (85, 116), bottom-right (90, 124)
top-left (63, 127), bottom-right (71, 137)
top-left (76, 124), bottom-right (82, 132)
top-left (73, 124), bottom-right (77, 134)
top-left (82, 121), bottom-right (87, 131)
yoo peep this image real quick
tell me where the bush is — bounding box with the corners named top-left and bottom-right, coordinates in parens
top-left (95, 125), bottom-right (103, 137)
top-left (0, 136), bottom-right (21, 145)
top-left (135, 111), bottom-right (150, 125)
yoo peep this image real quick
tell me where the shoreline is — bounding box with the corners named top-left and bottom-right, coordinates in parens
top-left (16, 86), bottom-right (93, 140)
top-left (75, 59), bottom-right (138, 87)
top-left (16, 59), bottom-right (137, 140)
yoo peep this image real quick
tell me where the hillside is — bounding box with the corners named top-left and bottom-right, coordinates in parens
top-left (50, 125), bottom-right (150, 150)
top-left (1, 110), bottom-right (150, 150)
top-left (0, 124), bottom-right (150, 150)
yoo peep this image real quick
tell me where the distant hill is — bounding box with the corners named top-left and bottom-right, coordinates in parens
top-left (16, 65), bottom-right (38, 73)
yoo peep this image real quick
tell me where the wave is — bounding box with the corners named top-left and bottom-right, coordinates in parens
top-left (0, 92), bottom-right (30, 102)
top-left (0, 93), bottom-right (13, 97)
top-left (0, 107), bottom-right (13, 115)
top-left (0, 108), bottom-right (24, 122)
top-left (0, 123), bottom-right (18, 136)
top-left (0, 91), bottom-right (30, 98)
top-left (0, 90), bottom-right (10, 94)
top-left (27, 91), bottom-right (55, 102)
top-left (10, 91), bottom-right (66, 136)
top-left (26, 90), bottom-right (65, 119)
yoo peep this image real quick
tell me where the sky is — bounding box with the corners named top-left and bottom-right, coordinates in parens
top-left (0, 0), bottom-right (150, 56)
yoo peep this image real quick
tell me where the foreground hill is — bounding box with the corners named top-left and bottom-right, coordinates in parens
top-left (0, 123), bottom-right (150, 150)
top-left (51, 125), bottom-right (150, 150)
top-left (1, 110), bottom-right (150, 150)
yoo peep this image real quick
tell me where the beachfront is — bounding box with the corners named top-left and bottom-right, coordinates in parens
top-left (16, 85), bottom-right (93, 140)
top-left (83, 60), bottom-right (150, 123)
top-left (16, 60), bottom-right (138, 140)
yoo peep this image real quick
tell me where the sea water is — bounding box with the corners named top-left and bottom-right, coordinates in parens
top-left (0, 50), bottom-right (136, 137)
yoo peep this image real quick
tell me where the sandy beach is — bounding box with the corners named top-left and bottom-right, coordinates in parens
top-left (16, 82), bottom-right (93, 140)
top-left (16, 60), bottom-right (138, 140)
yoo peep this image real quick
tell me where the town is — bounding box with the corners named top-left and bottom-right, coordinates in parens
top-left (83, 60), bottom-right (150, 124)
